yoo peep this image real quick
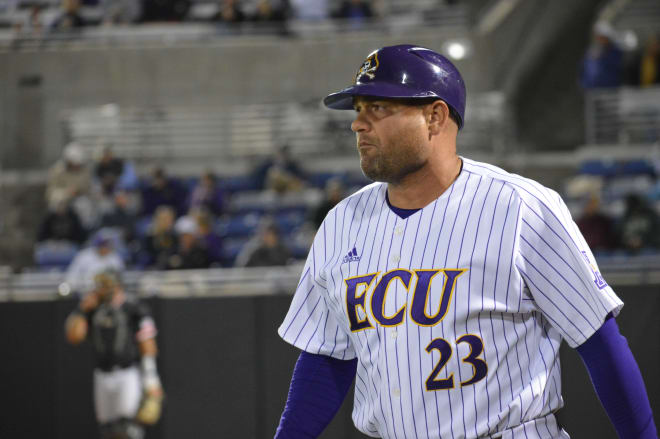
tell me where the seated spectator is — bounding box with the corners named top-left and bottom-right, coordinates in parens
top-left (213, 0), bottom-right (245, 23)
top-left (38, 194), bottom-right (87, 245)
top-left (334, 0), bottom-right (373, 21)
top-left (188, 171), bottom-right (225, 216)
top-left (47, 142), bottom-right (101, 230)
top-left (100, 190), bottom-right (139, 249)
top-left (580, 22), bottom-right (623, 89)
top-left (194, 210), bottom-right (224, 266)
top-left (251, 0), bottom-right (287, 22)
top-left (166, 216), bottom-right (211, 270)
top-left (47, 142), bottom-right (92, 208)
top-left (14, 4), bottom-right (44, 36)
top-left (253, 144), bottom-right (306, 193)
top-left (64, 229), bottom-right (125, 294)
top-left (95, 146), bottom-right (124, 195)
top-left (235, 221), bottom-right (291, 267)
top-left (310, 177), bottom-right (345, 227)
top-left (575, 194), bottom-right (616, 251)
top-left (618, 193), bottom-right (660, 253)
top-left (141, 167), bottom-right (186, 216)
top-left (143, 206), bottom-right (178, 269)
top-left (50, 0), bottom-right (87, 31)
top-left (640, 34), bottom-right (660, 86)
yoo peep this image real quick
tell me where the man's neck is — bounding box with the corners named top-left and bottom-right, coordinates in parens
top-left (387, 155), bottom-right (462, 210)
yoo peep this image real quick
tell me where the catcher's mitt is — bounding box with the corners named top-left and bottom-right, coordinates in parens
top-left (136, 390), bottom-right (163, 425)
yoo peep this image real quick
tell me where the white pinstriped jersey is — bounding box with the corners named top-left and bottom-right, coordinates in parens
top-left (279, 157), bottom-right (623, 439)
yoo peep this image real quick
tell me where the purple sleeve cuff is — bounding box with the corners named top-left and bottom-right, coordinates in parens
top-left (275, 351), bottom-right (358, 438)
top-left (576, 316), bottom-right (657, 439)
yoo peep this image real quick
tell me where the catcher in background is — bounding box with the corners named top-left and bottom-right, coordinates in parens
top-left (65, 270), bottom-right (163, 439)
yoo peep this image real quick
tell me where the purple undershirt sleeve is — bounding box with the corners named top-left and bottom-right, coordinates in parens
top-left (576, 316), bottom-right (657, 439)
top-left (275, 351), bottom-right (358, 438)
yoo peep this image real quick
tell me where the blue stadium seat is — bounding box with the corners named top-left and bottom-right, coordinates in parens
top-left (222, 175), bottom-right (260, 193)
top-left (216, 212), bottom-right (262, 238)
top-left (578, 160), bottom-right (616, 177)
top-left (34, 242), bottom-right (80, 269)
top-left (619, 160), bottom-right (656, 177)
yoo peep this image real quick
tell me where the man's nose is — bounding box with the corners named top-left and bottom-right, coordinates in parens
top-left (351, 112), bottom-right (369, 133)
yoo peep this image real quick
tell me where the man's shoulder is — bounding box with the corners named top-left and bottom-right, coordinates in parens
top-left (330, 182), bottom-right (384, 216)
top-left (462, 157), bottom-right (561, 206)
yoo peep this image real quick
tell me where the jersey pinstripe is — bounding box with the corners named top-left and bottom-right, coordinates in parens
top-left (279, 157), bottom-right (623, 439)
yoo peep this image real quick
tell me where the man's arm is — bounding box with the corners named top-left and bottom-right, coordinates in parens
top-left (64, 291), bottom-right (99, 345)
top-left (576, 316), bottom-right (657, 438)
top-left (275, 351), bottom-right (357, 439)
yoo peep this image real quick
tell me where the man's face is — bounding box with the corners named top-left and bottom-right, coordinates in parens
top-left (351, 97), bottom-right (430, 184)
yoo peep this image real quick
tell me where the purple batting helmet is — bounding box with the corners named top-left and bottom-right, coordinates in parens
top-left (323, 44), bottom-right (467, 129)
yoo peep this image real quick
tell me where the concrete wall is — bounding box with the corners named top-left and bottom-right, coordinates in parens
top-left (1, 30), bottom-right (478, 170)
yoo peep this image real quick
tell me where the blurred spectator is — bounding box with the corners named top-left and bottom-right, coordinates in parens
top-left (100, 0), bottom-right (142, 24)
top-left (64, 229), bottom-right (125, 294)
top-left (14, 4), bottom-right (44, 36)
top-left (47, 142), bottom-right (101, 230)
top-left (575, 194), bottom-right (616, 251)
top-left (38, 194), bottom-right (87, 245)
top-left (50, 0), bottom-right (87, 31)
top-left (627, 34), bottom-right (660, 87)
top-left (580, 22), bottom-right (623, 89)
top-left (235, 221), bottom-right (291, 267)
top-left (47, 142), bottom-right (92, 208)
top-left (95, 146), bottom-right (124, 195)
top-left (141, 167), bottom-right (186, 216)
top-left (167, 216), bottom-right (211, 269)
top-left (310, 178), bottom-right (345, 227)
top-left (334, 0), bottom-right (373, 21)
top-left (618, 194), bottom-right (660, 253)
top-left (143, 206), bottom-right (178, 269)
top-left (100, 190), bottom-right (139, 249)
top-left (194, 210), bottom-right (224, 266)
top-left (253, 144), bottom-right (306, 193)
top-left (213, 0), bottom-right (245, 23)
top-left (640, 35), bottom-right (660, 86)
top-left (251, 0), bottom-right (287, 22)
top-left (188, 171), bottom-right (225, 216)
top-left (289, 0), bottom-right (327, 20)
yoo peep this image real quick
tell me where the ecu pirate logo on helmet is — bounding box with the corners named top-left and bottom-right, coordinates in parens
top-left (355, 52), bottom-right (379, 83)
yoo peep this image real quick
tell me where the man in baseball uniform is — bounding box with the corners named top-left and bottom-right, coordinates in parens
top-left (275, 44), bottom-right (656, 438)
top-left (66, 270), bottom-right (163, 439)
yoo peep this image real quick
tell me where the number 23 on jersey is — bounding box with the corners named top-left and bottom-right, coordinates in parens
top-left (344, 268), bottom-right (488, 391)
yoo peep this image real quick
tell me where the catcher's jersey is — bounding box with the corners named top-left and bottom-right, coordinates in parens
top-left (87, 295), bottom-right (157, 371)
top-left (279, 157), bottom-right (622, 439)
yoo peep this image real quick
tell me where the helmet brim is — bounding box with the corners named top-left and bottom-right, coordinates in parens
top-left (323, 83), bottom-right (440, 110)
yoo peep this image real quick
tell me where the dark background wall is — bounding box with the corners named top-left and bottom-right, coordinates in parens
top-left (0, 285), bottom-right (657, 439)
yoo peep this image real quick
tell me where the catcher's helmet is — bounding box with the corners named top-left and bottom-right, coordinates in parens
top-left (323, 44), bottom-right (466, 129)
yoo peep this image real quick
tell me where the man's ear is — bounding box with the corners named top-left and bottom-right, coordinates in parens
top-left (426, 100), bottom-right (450, 135)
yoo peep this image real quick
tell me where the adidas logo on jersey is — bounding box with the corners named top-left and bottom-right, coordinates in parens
top-left (342, 247), bottom-right (361, 264)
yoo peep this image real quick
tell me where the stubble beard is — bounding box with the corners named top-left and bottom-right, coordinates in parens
top-left (359, 131), bottom-right (427, 185)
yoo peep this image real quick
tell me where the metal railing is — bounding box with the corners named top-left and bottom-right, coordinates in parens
top-left (61, 92), bottom-right (513, 164)
top-left (1, 255), bottom-right (659, 302)
top-left (585, 86), bottom-right (660, 145)
top-left (0, 264), bottom-right (305, 302)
